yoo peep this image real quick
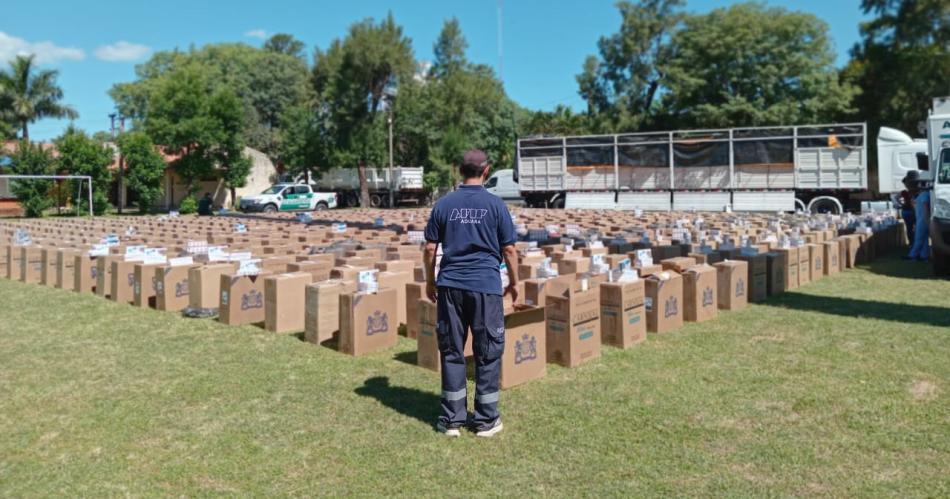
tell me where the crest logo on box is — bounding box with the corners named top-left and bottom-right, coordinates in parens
top-left (736, 278), bottom-right (746, 297)
top-left (127, 273), bottom-right (135, 287)
top-left (664, 296), bottom-right (678, 318)
top-left (241, 290), bottom-right (263, 310)
top-left (366, 311), bottom-right (389, 336)
top-left (90, 267), bottom-right (97, 279)
top-left (514, 334), bottom-right (538, 364)
top-left (174, 280), bottom-right (189, 297)
top-left (816, 257), bottom-right (823, 270)
top-left (702, 287), bottom-right (714, 307)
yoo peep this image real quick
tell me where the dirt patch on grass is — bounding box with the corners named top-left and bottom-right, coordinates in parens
top-left (909, 379), bottom-right (938, 401)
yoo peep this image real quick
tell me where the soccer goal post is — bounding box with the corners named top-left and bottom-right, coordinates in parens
top-left (0, 175), bottom-right (95, 217)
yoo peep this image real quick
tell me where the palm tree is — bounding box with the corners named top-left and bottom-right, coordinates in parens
top-left (0, 55), bottom-right (78, 141)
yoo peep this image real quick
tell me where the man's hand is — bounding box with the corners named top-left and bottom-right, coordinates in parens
top-left (504, 283), bottom-right (518, 303)
top-left (426, 281), bottom-right (437, 303)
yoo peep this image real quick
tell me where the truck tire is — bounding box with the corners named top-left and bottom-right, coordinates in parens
top-left (370, 194), bottom-right (384, 208)
top-left (263, 204), bottom-right (278, 213)
top-left (934, 249), bottom-right (950, 276)
top-left (345, 193), bottom-right (360, 208)
top-left (315, 201), bottom-right (328, 211)
top-left (552, 196), bottom-right (565, 209)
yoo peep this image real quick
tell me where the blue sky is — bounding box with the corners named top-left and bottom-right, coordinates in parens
top-left (4, 0), bottom-right (869, 141)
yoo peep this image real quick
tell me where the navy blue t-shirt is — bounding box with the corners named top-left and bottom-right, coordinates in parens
top-left (424, 184), bottom-right (516, 295)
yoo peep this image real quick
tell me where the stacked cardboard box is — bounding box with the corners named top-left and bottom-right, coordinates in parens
top-left (264, 272), bottom-right (314, 333)
top-left (736, 253), bottom-right (768, 303)
top-left (339, 288), bottom-right (398, 356)
top-left (599, 280), bottom-right (646, 348)
top-left (715, 260), bottom-right (748, 311)
top-left (304, 279), bottom-right (357, 343)
top-left (644, 271), bottom-right (683, 333)
top-left (501, 306), bottom-right (547, 389)
top-left (220, 273), bottom-right (269, 326)
top-left (546, 280), bottom-right (601, 367)
top-left (765, 252), bottom-right (787, 296)
top-left (682, 264), bottom-right (718, 322)
top-left (155, 264), bottom-right (198, 311)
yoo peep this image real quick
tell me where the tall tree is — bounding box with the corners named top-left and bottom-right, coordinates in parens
top-left (662, 3), bottom-right (855, 127)
top-left (118, 131), bottom-right (166, 213)
top-left (844, 0), bottom-right (949, 136)
top-left (312, 13), bottom-right (414, 206)
top-left (143, 65), bottom-right (250, 204)
top-left (8, 141), bottom-right (55, 217)
top-left (576, 0), bottom-right (684, 131)
top-left (264, 33), bottom-right (306, 59)
top-left (430, 17), bottom-right (468, 79)
top-left (0, 55), bottom-right (78, 141)
top-left (55, 127), bottom-right (114, 215)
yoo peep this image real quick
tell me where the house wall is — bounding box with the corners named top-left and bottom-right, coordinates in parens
top-left (160, 147), bottom-right (277, 210)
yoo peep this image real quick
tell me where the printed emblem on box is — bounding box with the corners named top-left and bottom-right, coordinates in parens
top-left (664, 296), bottom-right (678, 318)
top-left (127, 273), bottom-right (135, 287)
top-left (736, 278), bottom-right (746, 297)
top-left (366, 311), bottom-right (389, 336)
top-left (174, 280), bottom-right (188, 297)
top-left (702, 287), bottom-right (714, 307)
top-left (514, 334), bottom-right (538, 364)
top-left (90, 267), bottom-right (97, 279)
top-left (241, 290), bottom-right (263, 310)
top-left (816, 257), bottom-right (823, 270)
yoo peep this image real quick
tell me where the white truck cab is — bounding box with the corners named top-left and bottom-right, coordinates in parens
top-left (485, 169), bottom-right (522, 202)
top-left (927, 97), bottom-right (950, 275)
top-left (239, 183), bottom-right (337, 213)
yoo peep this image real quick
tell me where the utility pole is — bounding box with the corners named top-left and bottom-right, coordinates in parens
top-left (116, 115), bottom-right (126, 213)
top-left (388, 112), bottom-right (394, 208)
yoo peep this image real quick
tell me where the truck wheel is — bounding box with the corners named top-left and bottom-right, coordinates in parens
top-left (263, 204), bottom-right (278, 213)
top-left (370, 194), bottom-right (384, 208)
top-left (934, 250), bottom-right (950, 276)
top-left (345, 193), bottom-right (360, 207)
top-left (552, 196), bottom-right (565, 209)
top-left (315, 201), bottom-right (328, 211)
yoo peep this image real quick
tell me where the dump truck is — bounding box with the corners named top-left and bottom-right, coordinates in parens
top-left (514, 123), bottom-right (868, 213)
top-left (311, 167), bottom-right (425, 208)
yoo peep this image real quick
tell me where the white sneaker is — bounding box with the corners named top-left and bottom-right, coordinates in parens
top-left (436, 422), bottom-right (461, 438)
top-left (475, 419), bottom-right (503, 438)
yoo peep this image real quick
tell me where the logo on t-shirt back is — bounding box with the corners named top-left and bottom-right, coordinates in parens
top-left (449, 208), bottom-right (488, 224)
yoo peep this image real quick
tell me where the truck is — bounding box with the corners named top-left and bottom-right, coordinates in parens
top-left (238, 183), bottom-right (337, 213)
top-left (512, 123), bottom-right (868, 213)
top-left (923, 97), bottom-right (950, 275)
top-left (311, 167), bottom-right (425, 208)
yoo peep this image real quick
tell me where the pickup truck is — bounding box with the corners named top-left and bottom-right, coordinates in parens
top-left (239, 184), bottom-right (337, 213)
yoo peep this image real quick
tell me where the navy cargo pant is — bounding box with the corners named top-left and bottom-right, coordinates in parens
top-left (436, 286), bottom-right (505, 429)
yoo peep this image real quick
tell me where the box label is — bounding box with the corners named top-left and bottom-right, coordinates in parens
top-left (664, 296), bottom-right (678, 318)
top-left (514, 334), bottom-right (538, 364)
top-left (366, 310), bottom-right (390, 336)
top-left (241, 290), bottom-right (263, 310)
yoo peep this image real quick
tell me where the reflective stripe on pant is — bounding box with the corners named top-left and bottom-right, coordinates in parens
top-left (436, 286), bottom-right (505, 428)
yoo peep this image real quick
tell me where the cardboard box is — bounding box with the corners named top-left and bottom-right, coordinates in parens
top-left (416, 299), bottom-right (473, 372)
top-left (110, 260), bottom-right (138, 304)
top-left (644, 271), bottom-right (684, 333)
top-left (55, 248), bottom-right (78, 290)
top-left (823, 240), bottom-right (840, 276)
top-left (73, 254), bottom-right (97, 294)
top-left (377, 270), bottom-right (412, 326)
top-left (7, 245), bottom-right (24, 280)
top-left (96, 254), bottom-right (122, 298)
top-left (806, 243), bottom-right (823, 282)
top-left (0, 245), bottom-right (9, 279)
top-left (682, 265), bottom-right (718, 322)
top-left (501, 306), bottom-right (547, 389)
top-left (600, 280), bottom-right (646, 348)
top-left (546, 282), bottom-right (601, 367)
top-left (264, 272), bottom-right (314, 333)
top-left (133, 263), bottom-right (162, 308)
top-left (287, 261), bottom-right (332, 283)
top-left (304, 279), bottom-right (357, 343)
top-left (155, 264), bottom-right (198, 311)
top-left (636, 264), bottom-right (663, 278)
top-left (523, 275), bottom-right (574, 308)
top-left (330, 265), bottom-right (371, 281)
top-left (220, 273), bottom-right (269, 326)
top-left (765, 252), bottom-right (787, 296)
top-left (374, 259), bottom-right (415, 274)
top-left (660, 256), bottom-right (696, 273)
top-left (339, 288), bottom-right (399, 356)
top-left (40, 247), bottom-right (59, 286)
top-left (261, 256), bottom-right (295, 274)
top-left (19, 246), bottom-right (43, 284)
top-left (772, 248), bottom-right (799, 290)
top-left (188, 263), bottom-right (238, 309)
top-left (405, 282), bottom-right (424, 339)
top-left (557, 257), bottom-right (590, 275)
top-left (798, 246), bottom-right (811, 286)
top-left (714, 260), bottom-right (748, 311)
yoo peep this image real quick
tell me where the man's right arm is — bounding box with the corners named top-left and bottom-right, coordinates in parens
top-left (424, 242), bottom-right (438, 302)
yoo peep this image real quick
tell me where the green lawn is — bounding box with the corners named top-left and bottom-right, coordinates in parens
top-left (1, 256), bottom-right (948, 496)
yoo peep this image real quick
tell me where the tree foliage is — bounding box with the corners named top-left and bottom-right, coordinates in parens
top-left (844, 0), bottom-right (950, 136)
top-left (263, 33), bottom-right (306, 59)
top-left (0, 55), bottom-right (78, 141)
top-left (54, 127), bottom-right (114, 215)
top-left (8, 141), bottom-right (55, 217)
top-left (118, 131), bottom-right (166, 212)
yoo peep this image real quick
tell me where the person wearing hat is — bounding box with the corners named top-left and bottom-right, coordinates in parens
top-left (906, 171), bottom-right (931, 261)
top-left (899, 170), bottom-right (919, 246)
top-left (423, 149), bottom-right (518, 438)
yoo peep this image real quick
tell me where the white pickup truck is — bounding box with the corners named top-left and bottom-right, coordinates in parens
top-left (239, 183), bottom-right (337, 213)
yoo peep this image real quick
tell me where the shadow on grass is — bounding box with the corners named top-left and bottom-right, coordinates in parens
top-left (859, 253), bottom-right (943, 281)
top-left (765, 292), bottom-right (950, 328)
top-left (354, 376), bottom-right (438, 425)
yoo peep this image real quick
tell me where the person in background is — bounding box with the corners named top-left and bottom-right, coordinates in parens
top-left (198, 192), bottom-right (214, 216)
top-left (898, 171), bottom-right (918, 245)
top-left (906, 174), bottom-right (931, 262)
top-left (423, 149), bottom-right (518, 438)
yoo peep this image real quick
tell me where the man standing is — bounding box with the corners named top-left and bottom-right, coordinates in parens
top-left (424, 150), bottom-right (518, 438)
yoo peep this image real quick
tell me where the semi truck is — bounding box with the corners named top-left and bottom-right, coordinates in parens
top-left (511, 123), bottom-right (869, 213)
top-left (922, 97), bottom-right (950, 275)
top-left (310, 167), bottom-right (425, 208)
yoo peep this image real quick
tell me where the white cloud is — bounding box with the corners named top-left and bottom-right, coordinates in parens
top-left (94, 41), bottom-right (151, 62)
top-left (245, 29), bottom-right (268, 40)
top-left (0, 31), bottom-right (85, 64)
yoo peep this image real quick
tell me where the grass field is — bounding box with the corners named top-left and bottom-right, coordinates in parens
top-left (1, 255), bottom-right (948, 496)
